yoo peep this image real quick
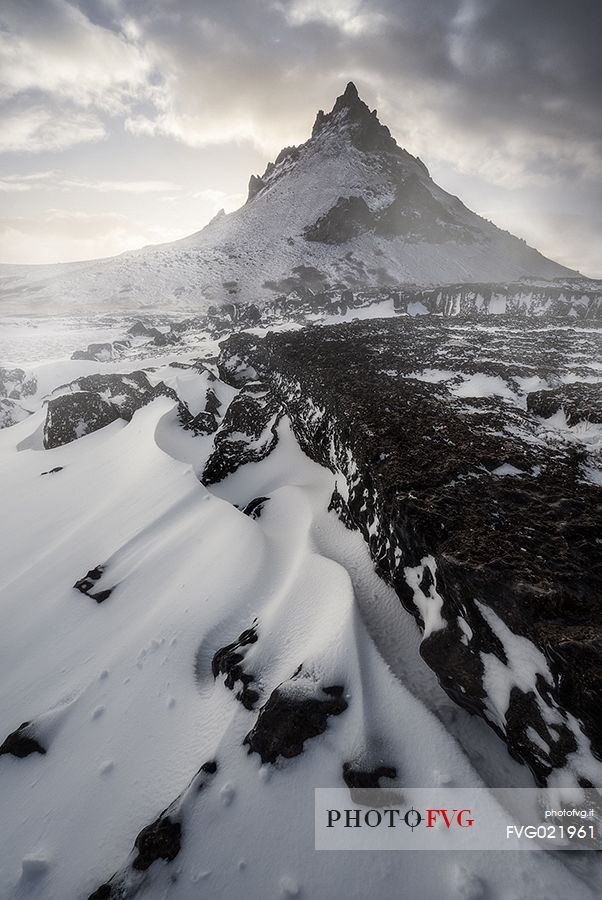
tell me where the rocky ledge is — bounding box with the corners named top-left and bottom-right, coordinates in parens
top-left (209, 317), bottom-right (602, 785)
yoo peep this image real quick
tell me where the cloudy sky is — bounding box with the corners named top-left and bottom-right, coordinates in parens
top-left (0, 0), bottom-right (600, 275)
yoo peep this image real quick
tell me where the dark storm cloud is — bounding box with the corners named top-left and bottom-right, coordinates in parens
top-left (113, 0), bottom-right (602, 184)
top-left (0, 0), bottom-right (600, 271)
top-left (2, 0), bottom-right (600, 179)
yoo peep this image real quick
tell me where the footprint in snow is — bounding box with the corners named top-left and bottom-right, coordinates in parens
top-left (219, 783), bottom-right (235, 806)
top-left (279, 875), bottom-right (300, 897)
top-left (454, 865), bottom-right (486, 900)
top-left (21, 855), bottom-right (50, 880)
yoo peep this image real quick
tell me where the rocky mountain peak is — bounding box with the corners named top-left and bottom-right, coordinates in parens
top-left (311, 81), bottom-right (399, 155)
top-left (247, 82), bottom-right (430, 204)
top-left (333, 80), bottom-right (361, 111)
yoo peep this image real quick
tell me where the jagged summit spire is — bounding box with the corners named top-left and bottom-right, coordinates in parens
top-left (331, 80), bottom-right (369, 119)
top-left (312, 81), bottom-right (399, 154)
top-left (246, 81), bottom-right (431, 203)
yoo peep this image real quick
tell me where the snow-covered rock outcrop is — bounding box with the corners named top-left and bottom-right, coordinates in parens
top-left (211, 318), bottom-right (602, 787)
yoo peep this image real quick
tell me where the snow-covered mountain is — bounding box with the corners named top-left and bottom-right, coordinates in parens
top-left (0, 83), bottom-right (576, 314)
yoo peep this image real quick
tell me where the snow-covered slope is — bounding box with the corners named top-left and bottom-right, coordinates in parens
top-left (0, 83), bottom-right (576, 314)
top-left (1, 327), bottom-right (601, 899)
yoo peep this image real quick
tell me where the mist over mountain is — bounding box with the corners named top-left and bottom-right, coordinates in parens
top-left (0, 83), bottom-right (577, 314)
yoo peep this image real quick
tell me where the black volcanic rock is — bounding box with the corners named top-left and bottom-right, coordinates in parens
top-left (43, 391), bottom-right (121, 449)
top-left (86, 760), bottom-right (218, 899)
top-left (88, 886), bottom-right (112, 900)
top-left (65, 372), bottom-right (177, 420)
top-left (244, 671), bottom-right (348, 764)
top-left (0, 721), bottom-right (46, 758)
top-left (0, 366), bottom-right (36, 399)
top-left (375, 175), bottom-right (475, 243)
top-left (214, 318), bottom-right (602, 783)
top-left (312, 81), bottom-right (401, 156)
top-left (527, 382), bottom-right (602, 426)
top-left (247, 173), bottom-right (266, 202)
top-left (0, 397), bottom-right (31, 429)
top-left (342, 762), bottom-right (397, 789)
top-left (305, 196), bottom-right (373, 244)
top-left (127, 320), bottom-right (161, 338)
top-left (43, 371), bottom-right (187, 448)
top-left (71, 342), bottom-right (114, 361)
top-left (74, 564), bottom-right (112, 604)
top-left (242, 496), bottom-right (269, 519)
top-left (132, 816), bottom-right (181, 871)
top-left (202, 381), bottom-right (282, 484)
top-left (212, 622), bottom-right (260, 709)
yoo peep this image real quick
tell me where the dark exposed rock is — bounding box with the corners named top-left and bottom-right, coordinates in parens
top-left (86, 760), bottom-right (218, 899)
top-left (43, 371), bottom-right (188, 448)
top-left (247, 173), bottom-right (266, 202)
top-left (527, 382), bottom-right (602, 426)
top-left (216, 318), bottom-right (602, 782)
top-left (178, 407), bottom-right (218, 436)
top-left (503, 685), bottom-right (578, 785)
top-left (43, 391), bottom-right (121, 449)
top-left (304, 178), bottom-right (475, 246)
top-left (0, 366), bottom-right (37, 399)
top-left (62, 372), bottom-right (179, 421)
top-left (88, 883), bottom-right (111, 900)
top-left (87, 885), bottom-right (112, 900)
top-left (375, 175), bottom-right (475, 243)
top-left (304, 196), bottom-right (373, 244)
top-left (74, 565), bottom-right (112, 604)
top-left (342, 763), bottom-right (397, 789)
top-left (242, 496), bottom-right (269, 519)
top-left (392, 281), bottom-right (602, 318)
top-left (244, 671), bottom-right (348, 764)
top-left (151, 330), bottom-right (180, 347)
top-left (132, 816), bottom-right (181, 871)
top-left (0, 397), bottom-right (31, 429)
top-left (40, 466), bottom-right (63, 475)
top-left (342, 762), bottom-right (399, 806)
top-left (198, 280), bottom-right (601, 330)
top-left (202, 382), bottom-right (282, 484)
top-left (212, 622), bottom-right (259, 709)
top-left (127, 320), bottom-right (160, 338)
top-left (0, 722), bottom-right (46, 758)
top-left (312, 81), bottom-right (403, 157)
top-left (88, 884), bottom-right (111, 900)
top-left (205, 387), bottom-right (221, 417)
top-left (124, 321), bottom-right (180, 346)
top-left (71, 342), bottom-right (114, 361)
top-left (207, 302), bottom-right (262, 331)
top-left (328, 484), bottom-right (355, 529)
